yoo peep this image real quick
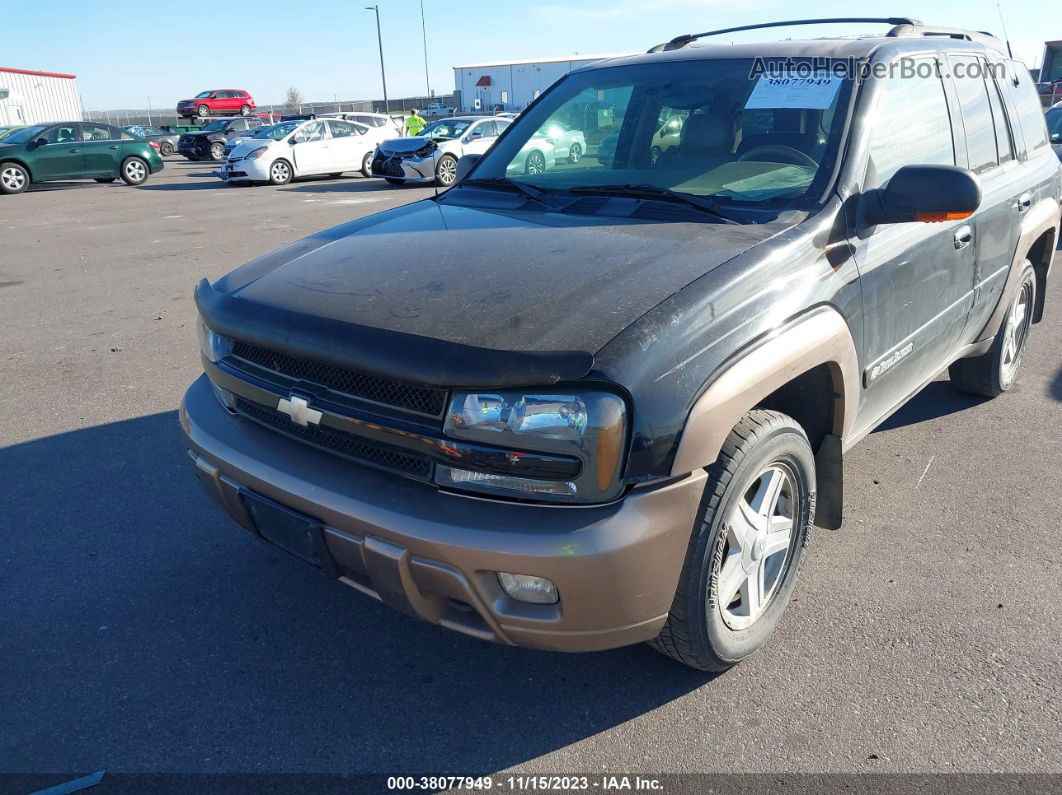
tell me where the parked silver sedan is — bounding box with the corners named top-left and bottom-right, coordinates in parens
top-left (542, 120), bottom-right (587, 163)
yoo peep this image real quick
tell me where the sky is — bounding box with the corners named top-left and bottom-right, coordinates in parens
top-left (3, 0), bottom-right (1054, 111)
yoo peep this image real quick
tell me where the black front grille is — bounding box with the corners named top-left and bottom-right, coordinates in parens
top-left (373, 156), bottom-right (405, 178)
top-left (229, 340), bottom-right (447, 417)
top-left (235, 398), bottom-right (432, 479)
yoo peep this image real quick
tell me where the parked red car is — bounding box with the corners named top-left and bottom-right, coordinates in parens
top-left (177, 90), bottom-right (256, 119)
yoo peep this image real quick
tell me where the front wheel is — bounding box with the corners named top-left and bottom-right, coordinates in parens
top-left (435, 154), bottom-right (458, 187)
top-left (568, 142), bottom-right (582, 163)
top-left (650, 409), bottom-right (814, 671)
top-left (524, 150), bottom-right (546, 175)
top-left (119, 156), bottom-right (149, 186)
top-left (949, 261), bottom-right (1036, 397)
top-left (0, 162), bottom-right (30, 194)
top-left (197, 104), bottom-right (210, 118)
top-left (240, 104), bottom-right (250, 116)
top-left (268, 159), bottom-right (293, 185)
top-left (209, 142), bottom-right (225, 162)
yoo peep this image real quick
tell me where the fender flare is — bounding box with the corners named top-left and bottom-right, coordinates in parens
top-left (0, 157), bottom-right (33, 182)
top-left (670, 306), bottom-right (860, 476)
top-left (976, 197), bottom-right (1059, 339)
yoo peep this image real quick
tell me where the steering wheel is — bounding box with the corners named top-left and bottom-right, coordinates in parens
top-left (738, 144), bottom-right (818, 169)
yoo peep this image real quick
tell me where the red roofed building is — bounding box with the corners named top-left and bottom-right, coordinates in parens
top-left (0, 66), bottom-right (83, 126)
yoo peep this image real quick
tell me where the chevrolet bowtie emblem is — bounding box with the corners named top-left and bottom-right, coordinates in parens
top-left (276, 395), bottom-right (322, 427)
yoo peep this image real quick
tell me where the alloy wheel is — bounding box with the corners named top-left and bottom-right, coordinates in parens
top-left (437, 157), bottom-right (457, 186)
top-left (714, 464), bottom-right (797, 631)
top-left (271, 162), bottom-right (290, 183)
top-left (526, 152), bottom-right (546, 175)
top-left (1, 166), bottom-right (27, 192)
top-left (210, 143), bottom-right (224, 161)
top-left (125, 160), bottom-right (147, 183)
top-left (569, 143), bottom-right (582, 163)
top-left (1000, 280), bottom-right (1032, 384)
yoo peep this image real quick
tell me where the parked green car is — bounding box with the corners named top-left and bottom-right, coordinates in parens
top-left (0, 122), bottom-right (164, 195)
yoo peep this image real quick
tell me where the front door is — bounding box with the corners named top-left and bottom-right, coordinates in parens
top-left (290, 121), bottom-right (331, 175)
top-left (79, 123), bottom-right (122, 177)
top-left (33, 123), bottom-right (86, 180)
top-left (851, 56), bottom-right (976, 429)
top-left (461, 120), bottom-right (498, 155)
top-left (325, 120), bottom-right (371, 170)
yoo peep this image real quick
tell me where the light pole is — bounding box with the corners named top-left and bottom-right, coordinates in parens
top-left (365, 5), bottom-right (389, 116)
top-left (420, 0), bottom-right (431, 99)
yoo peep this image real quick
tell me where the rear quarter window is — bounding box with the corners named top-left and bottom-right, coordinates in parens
top-left (1007, 60), bottom-right (1049, 155)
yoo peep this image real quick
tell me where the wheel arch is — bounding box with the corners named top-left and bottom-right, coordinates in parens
top-left (0, 158), bottom-right (34, 182)
top-left (670, 306), bottom-right (859, 529)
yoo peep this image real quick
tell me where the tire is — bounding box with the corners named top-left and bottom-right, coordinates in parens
top-left (240, 105), bottom-right (250, 116)
top-left (209, 141), bottom-right (225, 162)
top-left (385, 177), bottom-right (405, 186)
top-left (568, 142), bottom-right (583, 163)
top-left (268, 159), bottom-right (293, 185)
top-left (524, 150), bottom-right (546, 175)
top-left (649, 409), bottom-right (814, 671)
top-left (361, 151), bottom-right (374, 178)
top-left (94, 177), bottom-right (116, 184)
top-left (197, 104), bottom-right (210, 118)
top-left (435, 154), bottom-right (458, 187)
top-left (650, 145), bottom-right (662, 165)
top-left (119, 156), bottom-right (149, 186)
top-left (160, 142), bottom-right (174, 156)
top-left (0, 161), bottom-right (30, 194)
top-left (949, 261), bottom-right (1036, 398)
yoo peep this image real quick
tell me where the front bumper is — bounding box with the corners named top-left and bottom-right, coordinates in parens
top-left (180, 374), bottom-right (704, 652)
top-left (219, 156), bottom-right (271, 182)
top-left (371, 152), bottom-right (436, 183)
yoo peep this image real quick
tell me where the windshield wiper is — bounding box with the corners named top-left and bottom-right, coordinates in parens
top-left (568, 183), bottom-right (739, 224)
top-left (461, 177), bottom-right (553, 209)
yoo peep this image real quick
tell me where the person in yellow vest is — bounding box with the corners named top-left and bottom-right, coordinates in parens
top-left (405, 110), bottom-right (426, 137)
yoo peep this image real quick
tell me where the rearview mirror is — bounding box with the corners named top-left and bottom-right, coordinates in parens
top-left (455, 153), bottom-right (482, 183)
top-left (863, 165), bottom-right (981, 225)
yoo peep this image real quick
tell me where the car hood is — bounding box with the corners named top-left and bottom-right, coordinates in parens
top-left (376, 136), bottom-right (440, 155)
top-left (213, 198), bottom-right (792, 356)
top-left (229, 139), bottom-right (279, 156)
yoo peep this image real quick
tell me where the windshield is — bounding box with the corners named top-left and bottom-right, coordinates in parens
top-left (2, 125), bottom-right (48, 145)
top-left (258, 122), bottom-right (299, 140)
top-left (420, 119), bottom-right (472, 140)
top-left (195, 91), bottom-right (212, 98)
top-left (467, 58), bottom-right (851, 207)
top-left (201, 119), bottom-right (229, 132)
top-left (1047, 108), bottom-right (1062, 142)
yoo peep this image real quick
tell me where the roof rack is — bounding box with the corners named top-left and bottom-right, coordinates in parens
top-left (648, 17), bottom-right (1006, 55)
top-left (648, 17), bottom-right (921, 52)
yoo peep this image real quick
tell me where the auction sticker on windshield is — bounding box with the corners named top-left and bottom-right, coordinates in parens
top-left (744, 74), bottom-right (842, 110)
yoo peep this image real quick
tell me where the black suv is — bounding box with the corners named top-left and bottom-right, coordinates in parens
top-left (177, 117), bottom-right (264, 162)
top-left (182, 18), bottom-right (1060, 671)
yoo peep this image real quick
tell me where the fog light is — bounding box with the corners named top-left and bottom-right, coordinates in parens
top-left (497, 572), bottom-right (558, 604)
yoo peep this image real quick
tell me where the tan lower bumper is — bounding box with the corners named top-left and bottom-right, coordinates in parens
top-left (181, 375), bottom-right (705, 652)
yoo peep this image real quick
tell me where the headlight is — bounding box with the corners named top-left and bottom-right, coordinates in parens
top-left (414, 140), bottom-right (437, 158)
top-left (196, 317), bottom-right (231, 363)
top-left (245, 146), bottom-right (269, 160)
top-left (436, 390), bottom-right (627, 503)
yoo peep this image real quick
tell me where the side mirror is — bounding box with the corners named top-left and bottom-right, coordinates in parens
top-left (288, 136), bottom-right (299, 145)
top-left (455, 153), bottom-right (481, 183)
top-left (863, 165), bottom-right (981, 225)
top-left (35, 138), bottom-right (49, 147)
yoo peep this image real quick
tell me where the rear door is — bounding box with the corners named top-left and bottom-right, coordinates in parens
top-left (461, 119), bottom-right (498, 155)
top-left (851, 55), bottom-right (976, 425)
top-left (290, 121), bottom-right (331, 174)
top-left (218, 90), bottom-right (238, 114)
top-left (946, 54), bottom-right (1024, 338)
top-left (33, 123), bottom-right (86, 180)
top-left (79, 123), bottom-right (123, 177)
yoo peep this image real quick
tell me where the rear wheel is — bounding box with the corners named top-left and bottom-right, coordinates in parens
top-left (268, 159), bottom-right (293, 185)
top-left (209, 142), bottom-right (225, 162)
top-left (568, 142), bottom-right (583, 163)
top-left (0, 162), bottom-right (30, 194)
top-left (119, 156), bottom-right (149, 186)
top-left (650, 145), bottom-right (662, 165)
top-left (649, 410), bottom-right (814, 671)
top-left (197, 104), bottom-right (210, 118)
top-left (949, 261), bottom-right (1036, 397)
top-left (159, 141), bottom-right (174, 156)
top-left (240, 104), bottom-right (251, 116)
top-left (361, 151), bottom-right (374, 177)
top-left (435, 154), bottom-right (458, 187)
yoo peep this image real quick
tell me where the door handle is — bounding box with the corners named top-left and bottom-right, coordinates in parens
top-left (108, 145), bottom-right (118, 150)
top-left (953, 224), bottom-right (973, 251)
top-left (68, 148), bottom-right (80, 153)
top-left (1016, 193), bottom-right (1032, 213)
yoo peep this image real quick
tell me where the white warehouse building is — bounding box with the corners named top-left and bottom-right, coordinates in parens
top-left (0, 66), bottom-right (83, 126)
top-left (453, 54), bottom-right (635, 113)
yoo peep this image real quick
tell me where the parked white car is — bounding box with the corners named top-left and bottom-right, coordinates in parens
top-left (372, 115), bottom-right (555, 187)
top-left (542, 120), bottom-right (587, 163)
top-left (219, 118), bottom-right (378, 185)
top-left (221, 122), bottom-right (286, 159)
top-left (321, 111), bottom-right (401, 137)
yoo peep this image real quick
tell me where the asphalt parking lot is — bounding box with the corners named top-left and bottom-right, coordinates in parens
top-left (1, 159), bottom-right (1060, 778)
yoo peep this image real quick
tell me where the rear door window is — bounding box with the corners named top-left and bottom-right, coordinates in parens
top-left (949, 55), bottom-right (998, 173)
top-left (867, 58), bottom-right (955, 185)
top-left (81, 124), bottom-right (113, 141)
